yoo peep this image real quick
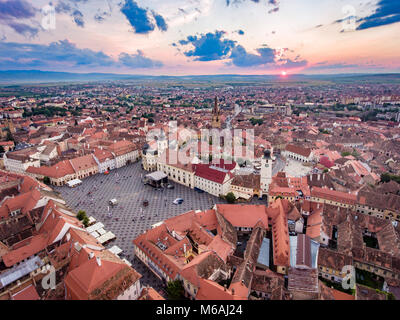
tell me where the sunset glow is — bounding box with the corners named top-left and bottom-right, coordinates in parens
top-left (0, 0), bottom-right (399, 75)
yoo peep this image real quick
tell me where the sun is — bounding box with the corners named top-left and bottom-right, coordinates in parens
top-left (281, 71), bottom-right (287, 76)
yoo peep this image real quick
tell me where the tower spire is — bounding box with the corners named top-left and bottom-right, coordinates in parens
top-left (212, 96), bottom-right (221, 128)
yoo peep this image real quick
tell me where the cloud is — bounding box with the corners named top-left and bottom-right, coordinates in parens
top-left (226, 0), bottom-right (279, 12)
top-left (179, 31), bottom-right (236, 61)
top-left (276, 58), bottom-right (308, 69)
top-left (357, 0), bottom-right (400, 30)
top-left (230, 45), bottom-right (275, 67)
top-left (72, 9), bottom-right (84, 27)
top-left (226, 0), bottom-right (260, 5)
top-left (176, 31), bottom-right (307, 69)
top-left (308, 62), bottom-right (363, 71)
top-left (7, 22), bottom-right (38, 38)
top-left (0, 40), bottom-right (162, 70)
top-left (0, 0), bottom-right (36, 20)
top-left (118, 51), bottom-right (163, 68)
top-left (152, 11), bottom-right (168, 32)
top-left (55, 1), bottom-right (86, 27)
top-left (120, 0), bottom-right (168, 34)
top-left (0, 0), bottom-right (39, 37)
top-left (94, 11), bottom-right (109, 22)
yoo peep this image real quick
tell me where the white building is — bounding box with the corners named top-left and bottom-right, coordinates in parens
top-left (282, 145), bottom-right (314, 163)
top-left (3, 151), bottom-right (41, 173)
top-left (194, 161), bottom-right (236, 197)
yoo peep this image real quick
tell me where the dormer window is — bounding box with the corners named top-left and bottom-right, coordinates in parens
top-left (10, 209), bottom-right (21, 217)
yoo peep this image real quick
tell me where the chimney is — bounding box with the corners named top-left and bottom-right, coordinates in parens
top-left (224, 284), bottom-right (227, 291)
top-left (96, 257), bottom-right (102, 266)
top-left (231, 288), bottom-right (235, 295)
top-left (318, 174), bottom-right (321, 181)
top-left (89, 252), bottom-right (94, 259)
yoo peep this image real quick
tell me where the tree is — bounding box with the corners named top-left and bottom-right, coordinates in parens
top-left (166, 280), bottom-right (185, 300)
top-left (226, 192), bottom-right (237, 204)
top-left (77, 210), bottom-right (87, 221)
top-left (387, 292), bottom-right (396, 300)
top-left (43, 176), bottom-right (51, 185)
top-left (0, 146), bottom-right (4, 154)
top-left (381, 172), bottom-right (400, 184)
top-left (82, 216), bottom-right (90, 228)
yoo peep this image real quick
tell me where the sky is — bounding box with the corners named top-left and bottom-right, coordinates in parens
top-left (0, 0), bottom-right (399, 75)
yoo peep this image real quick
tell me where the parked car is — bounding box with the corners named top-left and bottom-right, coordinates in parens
top-left (166, 184), bottom-right (175, 189)
top-left (173, 198), bottom-right (184, 205)
top-left (109, 199), bottom-right (118, 206)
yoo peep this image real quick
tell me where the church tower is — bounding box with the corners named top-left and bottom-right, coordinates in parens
top-left (157, 130), bottom-right (168, 155)
top-left (260, 149), bottom-right (273, 194)
top-left (211, 96), bottom-right (221, 129)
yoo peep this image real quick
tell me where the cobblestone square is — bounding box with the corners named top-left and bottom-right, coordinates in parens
top-left (55, 162), bottom-right (266, 294)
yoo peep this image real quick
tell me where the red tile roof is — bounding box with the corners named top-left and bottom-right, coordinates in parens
top-left (12, 285), bottom-right (40, 300)
top-left (285, 144), bottom-right (312, 157)
top-left (311, 187), bottom-right (357, 205)
top-left (215, 204), bottom-right (269, 229)
top-left (2, 234), bottom-right (49, 267)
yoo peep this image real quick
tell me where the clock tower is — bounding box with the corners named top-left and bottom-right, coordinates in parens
top-left (260, 149), bottom-right (273, 193)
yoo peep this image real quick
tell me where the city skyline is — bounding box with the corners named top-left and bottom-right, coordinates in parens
top-left (0, 0), bottom-right (399, 75)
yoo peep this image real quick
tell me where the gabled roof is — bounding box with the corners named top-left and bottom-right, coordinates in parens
top-left (69, 154), bottom-right (97, 172)
top-left (2, 233), bottom-right (49, 267)
top-left (215, 204), bottom-right (269, 229)
top-left (194, 164), bottom-right (233, 185)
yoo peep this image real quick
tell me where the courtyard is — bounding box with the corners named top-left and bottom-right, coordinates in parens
top-left (282, 158), bottom-right (313, 177)
top-left (55, 162), bottom-right (266, 295)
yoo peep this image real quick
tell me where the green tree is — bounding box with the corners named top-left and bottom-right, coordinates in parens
top-left (166, 280), bottom-right (185, 300)
top-left (226, 192), bottom-right (237, 204)
top-left (77, 210), bottom-right (87, 221)
top-left (43, 176), bottom-right (51, 185)
top-left (82, 216), bottom-right (90, 228)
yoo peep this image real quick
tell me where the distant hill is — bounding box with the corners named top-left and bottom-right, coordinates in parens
top-left (0, 70), bottom-right (399, 85)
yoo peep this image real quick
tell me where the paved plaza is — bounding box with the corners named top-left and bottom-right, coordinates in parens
top-left (282, 158), bottom-right (313, 177)
top-left (55, 162), bottom-right (266, 295)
